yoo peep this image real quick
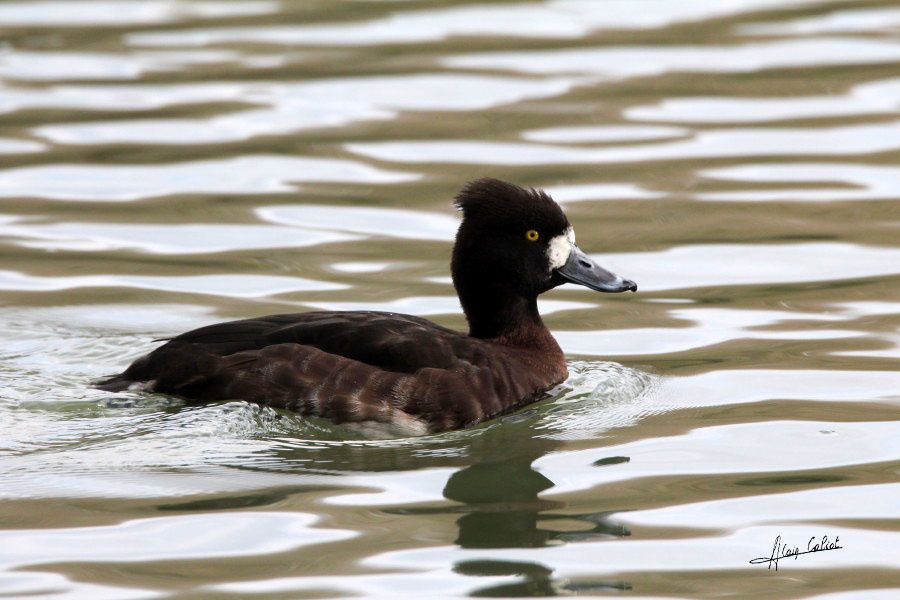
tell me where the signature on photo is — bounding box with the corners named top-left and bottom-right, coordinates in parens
top-left (750, 535), bottom-right (843, 570)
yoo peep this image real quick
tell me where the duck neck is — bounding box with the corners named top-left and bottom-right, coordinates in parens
top-left (458, 285), bottom-right (558, 349)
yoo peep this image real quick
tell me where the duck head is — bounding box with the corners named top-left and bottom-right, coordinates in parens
top-left (451, 178), bottom-right (636, 340)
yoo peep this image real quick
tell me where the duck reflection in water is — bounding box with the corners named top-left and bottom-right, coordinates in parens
top-left (383, 424), bottom-right (632, 595)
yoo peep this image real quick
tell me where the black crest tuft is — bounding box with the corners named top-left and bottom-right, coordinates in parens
top-left (453, 178), bottom-right (568, 232)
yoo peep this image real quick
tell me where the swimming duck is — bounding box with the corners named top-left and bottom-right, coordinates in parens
top-left (97, 179), bottom-right (636, 433)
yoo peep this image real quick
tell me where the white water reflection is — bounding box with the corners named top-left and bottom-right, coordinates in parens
top-left (0, 81), bottom-right (249, 114)
top-left (348, 121), bottom-right (900, 165)
top-left (0, 49), bottom-right (253, 81)
top-left (6, 304), bottom-right (215, 333)
top-left (665, 369), bottom-right (900, 406)
top-left (305, 296), bottom-right (595, 317)
top-left (32, 75), bottom-right (577, 145)
top-left (584, 242), bottom-right (900, 292)
top-left (330, 262), bottom-right (390, 274)
top-left (445, 38), bottom-right (900, 77)
top-left (5, 74), bottom-right (574, 116)
top-left (0, 512), bottom-right (353, 568)
top-left (836, 345), bottom-right (900, 360)
top-left (258, 204), bottom-right (458, 241)
top-left (0, 155), bottom-right (416, 201)
top-left (740, 7), bottom-right (900, 36)
top-left (556, 307), bottom-right (860, 357)
top-left (210, 573), bottom-right (484, 599)
top-left (834, 301), bottom-right (900, 318)
top-left (0, 0), bottom-right (276, 27)
top-left (627, 77), bottom-right (900, 123)
top-left (126, 0), bottom-right (822, 47)
top-left (0, 220), bottom-right (359, 254)
top-left (621, 483), bottom-right (900, 528)
top-left (544, 182), bottom-right (663, 202)
top-left (539, 420), bottom-right (900, 494)
top-left (0, 137), bottom-right (44, 154)
top-left (325, 469), bottom-right (460, 507)
top-left (698, 163), bottom-right (900, 202)
top-left (0, 270), bottom-right (346, 297)
top-left (36, 110), bottom-right (393, 146)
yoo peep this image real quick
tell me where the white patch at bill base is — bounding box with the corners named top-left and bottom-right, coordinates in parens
top-left (547, 227), bottom-right (574, 271)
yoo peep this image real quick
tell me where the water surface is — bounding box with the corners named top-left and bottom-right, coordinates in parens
top-left (1, 0), bottom-right (898, 598)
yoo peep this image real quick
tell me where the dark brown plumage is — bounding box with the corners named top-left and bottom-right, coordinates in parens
top-left (96, 178), bottom-right (636, 433)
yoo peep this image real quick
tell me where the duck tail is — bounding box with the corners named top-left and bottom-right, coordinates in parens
top-left (93, 341), bottom-right (223, 397)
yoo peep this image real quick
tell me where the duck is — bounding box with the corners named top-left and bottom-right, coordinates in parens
top-left (96, 178), bottom-right (636, 433)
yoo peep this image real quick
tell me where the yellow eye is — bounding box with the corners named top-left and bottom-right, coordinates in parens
top-left (526, 229), bottom-right (539, 242)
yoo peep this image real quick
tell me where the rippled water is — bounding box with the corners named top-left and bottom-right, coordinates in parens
top-left (1, 0), bottom-right (898, 597)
